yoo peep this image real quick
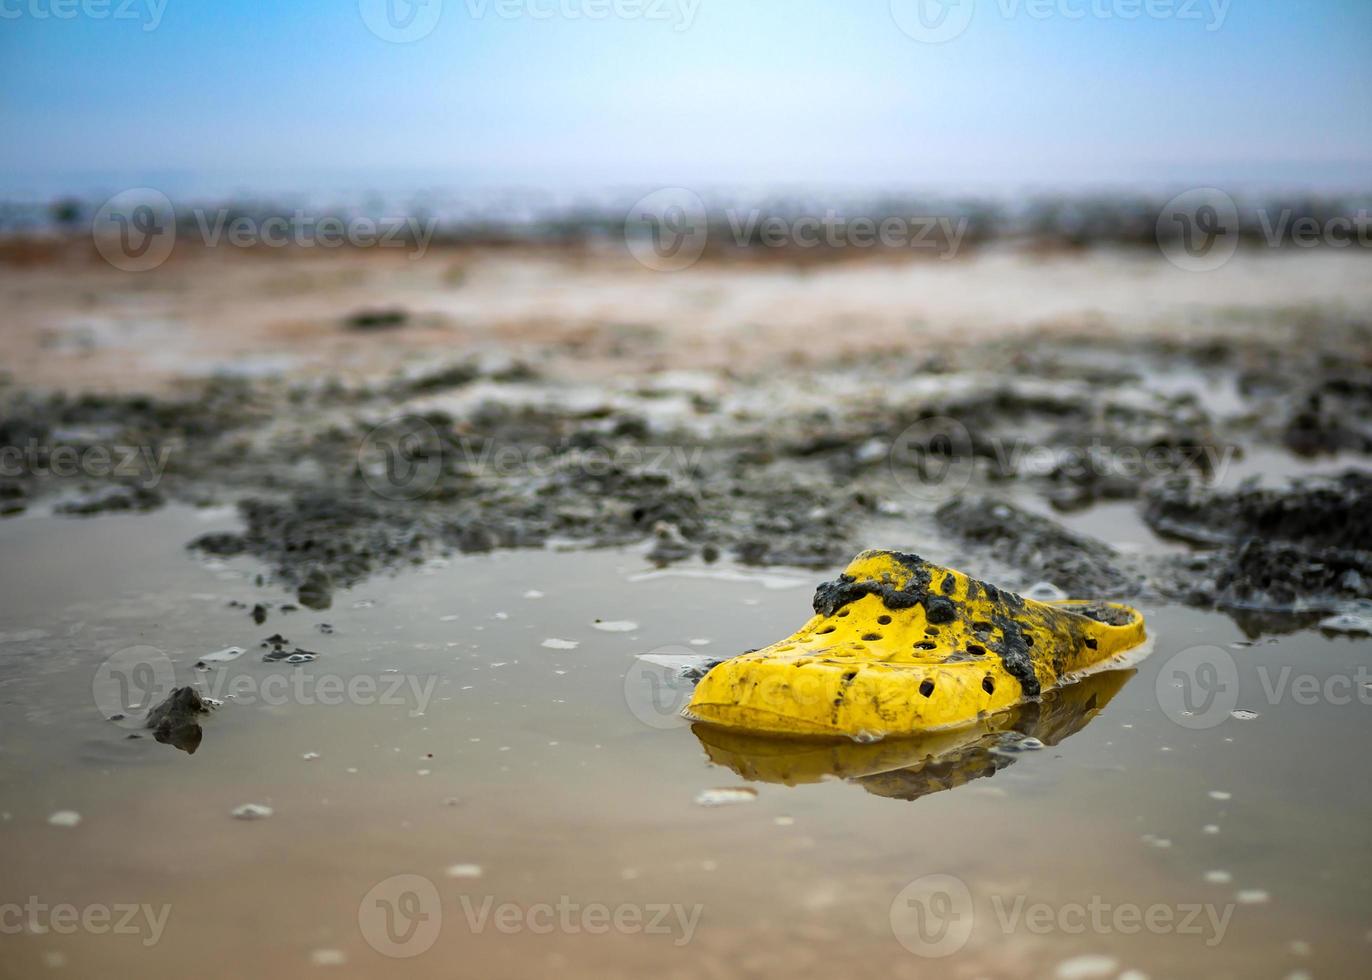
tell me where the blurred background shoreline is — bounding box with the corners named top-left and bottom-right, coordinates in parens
top-left (5, 183), bottom-right (1370, 250)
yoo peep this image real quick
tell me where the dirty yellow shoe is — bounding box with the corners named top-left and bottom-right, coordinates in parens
top-left (684, 550), bottom-right (1145, 739)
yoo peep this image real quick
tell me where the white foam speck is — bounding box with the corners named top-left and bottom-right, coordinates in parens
top-left (231, 803), bottom-right (273, 820)
top-left (446, 863), bottom-right (483, 878)
top-left (694, 787), bottom-right (757, 807)
top-left (592, 620), bottom-right (638, 633)
top-left (542, 638), bottom-right (579, 650)
top-left (1318, 611), bottom-right (1372, 635)
top-left (47, 810), bottom-right (81, 828)
top-left (1024, 582), bottom-right (1069, 602)
top-left (198, 646), bottom-right (245, 666)
top-left (1054, 955), bottom-right (1118, 980)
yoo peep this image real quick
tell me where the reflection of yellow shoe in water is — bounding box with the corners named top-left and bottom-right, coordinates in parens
top-left (685, 550), bottom-right (1145, 739)
top-left (693, 668), bottom-right (1132, 801)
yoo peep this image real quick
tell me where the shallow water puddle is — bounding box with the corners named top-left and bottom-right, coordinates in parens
top-left (0, 508), bottom-right (1369, 978)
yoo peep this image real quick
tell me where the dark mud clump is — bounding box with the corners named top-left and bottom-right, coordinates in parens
top-left (344, 308), bottom-right (409, 331)
top-left (55, 486), bottom-right (165, 516)
top-left (935, 496), bottom-right (1142, 599)
top-left (180, 400), bottom-right (874, 588)
top-left (190, 492), bottom-right (462, 594)
top-left (1143, 471), bottom-right (1372, 549)
top-left (811, 551), bottom-right (933, 617)
top-left (1147, 472), bottom-right (1372, 615)
top-left (0, 379), bottom-right (263, 517)
top-left (1282, 373), bottom-right (1372, 456)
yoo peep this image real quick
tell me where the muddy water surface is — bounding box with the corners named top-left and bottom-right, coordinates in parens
top-left (1, 508), bottom-right (1369, 979)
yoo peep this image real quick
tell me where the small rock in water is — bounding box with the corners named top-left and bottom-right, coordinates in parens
top-left (231, 803), bottom-right (274, 820)
top-left (694, 787), bottom-right (758, 807)
top-left (445, 863), bottom-right (483, 878)
top-left (145, 686), bottom-right (212, 754)
top-left (592, 620), bottom-right (639, 633)
top-left (1230, 709), bottom-right (1260, 720)
top-left (48, 810), bottom-right (82, 828)
top-left (541, 638), bottom-right (579, 650)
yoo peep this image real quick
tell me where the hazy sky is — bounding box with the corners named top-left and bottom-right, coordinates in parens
top-left (2, 0), bottom-right (1369, 196)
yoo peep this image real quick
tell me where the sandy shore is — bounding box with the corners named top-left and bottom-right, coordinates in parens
top-left (4, 242), bottom-right (1371, 392)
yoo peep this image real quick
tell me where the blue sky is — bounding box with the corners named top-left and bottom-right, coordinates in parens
top-left (1, 0), bottom-right (1368, 197)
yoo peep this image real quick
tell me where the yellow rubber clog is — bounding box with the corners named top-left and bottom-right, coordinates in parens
top-left (685, 550), bottom-right (1145, 739)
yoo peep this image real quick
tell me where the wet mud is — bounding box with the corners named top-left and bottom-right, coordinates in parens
top-left (2, 313), bottom-right (1370, 636)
